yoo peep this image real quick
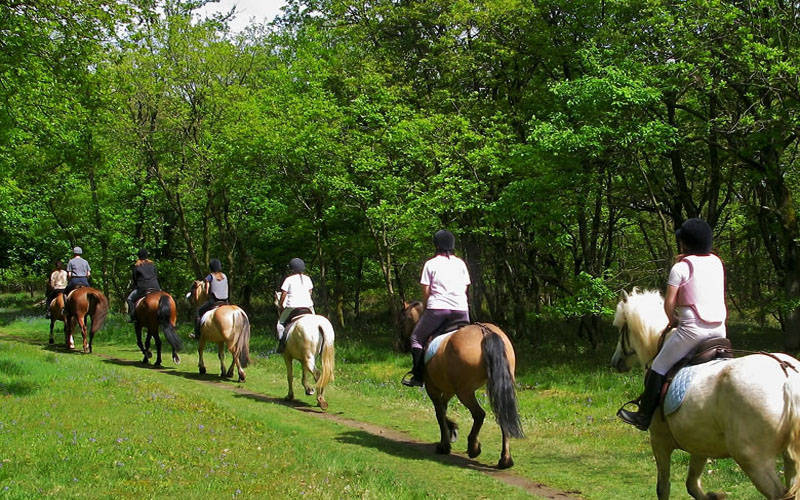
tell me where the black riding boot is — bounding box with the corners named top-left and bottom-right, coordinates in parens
top-left (617, 369), bottom-right (666, 431)
top-left (192, 317), bottom-right (201, 339)
top-left (402, 348), bottom-right (425, 387)
top-left (277, 329), bottom-right (287, 354)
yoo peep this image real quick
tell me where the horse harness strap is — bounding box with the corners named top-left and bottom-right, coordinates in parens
top-left (749, 351), bottom-right (798, 377)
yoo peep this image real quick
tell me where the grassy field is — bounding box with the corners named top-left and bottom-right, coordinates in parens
top-left (0, 293), bottom-right (784, 498)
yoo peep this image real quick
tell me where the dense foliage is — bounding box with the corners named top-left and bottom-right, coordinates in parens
top-left (3, 0), bottom-right (800, 347)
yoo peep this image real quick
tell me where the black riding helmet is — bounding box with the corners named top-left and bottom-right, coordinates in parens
top-left (676, 218), bottom-right (713, 255)
top-left (209, 258), bottom-right (223, 273)
top-left (289, 258), bottom-right (305, 273)
top-left (433, 229), bottom-right (455, 253)
top-left (137, 248), bottom-right (148, 260)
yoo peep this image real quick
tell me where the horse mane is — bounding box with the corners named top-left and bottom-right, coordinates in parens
top-left (615, 288), bottom-right (668, 362)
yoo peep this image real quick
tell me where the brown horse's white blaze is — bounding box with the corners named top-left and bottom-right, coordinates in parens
top-left (133, 291), bottom-right (182, 366)
top-left (401, 305), bottom-right (524, 469)
top-left (274, 291), bottom-right (335, 410)
top-left (48, 292), bottom-right (66, 345)
top-left (64, 287), bottom-right (108, 353)
top-left (612, 288), bottom-right (800, 499)
top-left (187, 280), bottom-right (250, 382)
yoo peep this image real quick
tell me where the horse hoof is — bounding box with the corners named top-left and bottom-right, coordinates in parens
top-left (285, 394), bottom-right (293, 401)
top-left (199, 366), bottom-right (206, 375)
top-left (708, 493), bottom-right (727, 500)
top-left (154, 362), bottom-right (163, 368)
top-left (435, 443), bottom-right (451, 455)
top-left (142, 357), bottom-right (149, 365)
top-left (49, 338), bottom-right (54, 344)
top-left (468, 443), bottom-right (481, 458)
top-left (318, 398), bottom-right (328, 411)
top-left (173, 355), bottom-right (180, 364)
top-left (497, 457), bottom-right (514, 469)
top-left (145, 350), bottom-right (152, 359)
top-left (305, 388), bottom-right (315, 396)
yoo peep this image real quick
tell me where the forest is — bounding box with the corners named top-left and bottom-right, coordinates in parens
top-left (3, 0), bottom-right (800, 348)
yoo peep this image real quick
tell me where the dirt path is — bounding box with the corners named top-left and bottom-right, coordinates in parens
top-left (1, 333), bottom-right (582, 499)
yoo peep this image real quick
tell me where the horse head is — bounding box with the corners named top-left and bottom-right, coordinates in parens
top-left (274, 290), bottom-right (283, 312)
top-left (610, 288), bottom-right (668, 372)
top-left (186, 280), bottom-right (207, 307)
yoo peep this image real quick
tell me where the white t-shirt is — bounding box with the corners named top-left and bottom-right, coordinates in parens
top-left (281, 274), bottom-right (314, 308)
top-left (421, 255), bottom-right (471, 311)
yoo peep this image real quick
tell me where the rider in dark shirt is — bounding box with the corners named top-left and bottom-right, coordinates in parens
top-left (127, 249), bottom-right (161, 322)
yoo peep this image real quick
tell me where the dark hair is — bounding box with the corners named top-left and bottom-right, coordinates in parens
top-left (209, 258), bottom-right (222, 273)
top-left (137, 248), bottom-right (149, 260)
top-left (433, 229), bottom-right (455, 255)
top-left (54, 260), bottom-right (63, 270)
top-left (676, 218), bottom-right (713, 254)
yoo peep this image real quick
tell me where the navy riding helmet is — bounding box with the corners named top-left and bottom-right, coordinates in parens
top-left (209, 258), bottom-right (222, 273)
top-left (433, 229), bottom-right (455, 253)
top-left (289, 258), bottom-right (305, 273)
top-left (676, 218), bottom-right (713, 255)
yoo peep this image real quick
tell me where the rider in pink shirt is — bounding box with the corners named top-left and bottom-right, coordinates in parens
top-left (618, 218), bottom-right (727, 430)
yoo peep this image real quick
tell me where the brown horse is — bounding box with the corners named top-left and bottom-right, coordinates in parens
top-left (402, 308), bottom-right (524, 468)
top-left (48, 292), bottom-right (66, 345)
top-left (64, 287), bottom-right (108, 353)
top-left (133, 291), bottom-right (182, 367)
top-left (397, 301), bottom-right (423, 352)
top-left (186, 280), bottom-right (251, 382)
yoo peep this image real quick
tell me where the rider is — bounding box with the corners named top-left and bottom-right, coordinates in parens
top-left (194, 258), bottom-right (229, 338)
top-left (618, 217), bottom-right (727, 430)
top-left (126, 249), bottom-right (161, 322)
top-left (276, 257), bottom-right (314, 353)
top-left (402, 229), bottom-right (471, 387)
top-left (64, 247), bottom-right (91, 296)
top-left (45, 260), bottom-right (68, 318)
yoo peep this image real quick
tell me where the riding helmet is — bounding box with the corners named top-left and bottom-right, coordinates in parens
top-left (289, 258), bottom-right (305, 273)
top-left (675, 218), bottom-right (713, 254)
top-left (137, 248), bottom-right (149, 260)
top-left (73, 246), bottom-right (83, 255)
top-left (209, 258), bottom-right (222, 273)
top-left (433, 230), bottom-right (455, 253)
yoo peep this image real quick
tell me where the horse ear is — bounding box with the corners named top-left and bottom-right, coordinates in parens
top-left (402, 301), bottom-right (409, 309)
top-left (621, 289), bottom-right (629, 302)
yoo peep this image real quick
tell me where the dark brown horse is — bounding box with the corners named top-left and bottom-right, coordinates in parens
top-left (401, 307), bottom-right (524, 469)
top-left (64, 287), bottom-right (108, 353)
top-left (133, 291), bottom-right (182, 366)
top-left (48, 292), bottom-right (66, 345)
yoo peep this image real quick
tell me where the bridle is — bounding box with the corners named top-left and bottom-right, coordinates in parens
top-left (618, 323), bottom-right (636, 358)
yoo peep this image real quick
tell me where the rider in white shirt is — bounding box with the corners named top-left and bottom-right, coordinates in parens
top-left (276, 258), bottom-right (315, 353)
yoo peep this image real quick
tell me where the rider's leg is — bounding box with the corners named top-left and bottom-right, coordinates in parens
top-left (127, 289), bottom-right (139, 322)
top-left (276, 308), bottom-right (293, 353)
top-left (402, 309), bottom-right (448, 387)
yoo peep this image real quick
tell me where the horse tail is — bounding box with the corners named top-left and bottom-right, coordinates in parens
top-left (482, 329), bottom-right (524, 439)
top-left (157, 294), bottom-right (182, 352)
top-left (784, 372), bottom-right (800, 498)
top-left (317, 319), bottom-right (335, 388)
top-left (88, 291), bottom-right (109, 334)
top-left (234, 309), bottom-right (251, 369)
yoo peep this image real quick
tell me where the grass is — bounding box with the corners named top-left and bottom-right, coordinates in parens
top-left (0, 293), bottom-right (785, 498)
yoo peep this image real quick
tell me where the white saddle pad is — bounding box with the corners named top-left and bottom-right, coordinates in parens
top-left (424, 331), bottom-right (456, 364)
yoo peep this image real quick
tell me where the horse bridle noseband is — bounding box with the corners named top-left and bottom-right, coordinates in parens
top-left (619, 323), bottom-right (636, 358)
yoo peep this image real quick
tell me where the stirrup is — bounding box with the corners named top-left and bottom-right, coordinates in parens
top-left (401, 371), bottom-right (423, 387)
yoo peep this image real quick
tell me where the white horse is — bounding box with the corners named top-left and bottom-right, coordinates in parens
top-left (274, 292), bottom-right (335, 410)
top-left (611, 288), bottom-right (800, 499)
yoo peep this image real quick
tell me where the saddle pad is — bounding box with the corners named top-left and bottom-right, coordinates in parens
top-left (663, 359), bottom-right (731, 416)
top-left (425, 331), bottom-right (455, 364)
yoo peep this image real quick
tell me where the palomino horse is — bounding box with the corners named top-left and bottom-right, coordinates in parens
top-left (274, 292), bottom-right (335, 410)
top-left (48, 292), bottom-right (66, 345)
top-left (64, 287), bottom-right (108, 353)
top-left (397, 300), bottom-right (423, 352)
top-left (402, 308), bottom-right (524, 468)
top-left (187, 280), bottom-right (250, 382)
top-left (133, 291), bottom-right (182, 367)
top-left (611, 288), bottom-right (800, 499)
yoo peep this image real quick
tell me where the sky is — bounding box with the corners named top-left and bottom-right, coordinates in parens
top-left (196, 0), bottom-right (289, 32)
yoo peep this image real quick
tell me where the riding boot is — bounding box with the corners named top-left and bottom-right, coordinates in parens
top-left (192, 317), bottom-right (201, 340)
top-left (617, 369), bottom-right (666, 431)
top-left (277, 336), bottom-right (287, 354)
top-left (276, 323), bottom-right (286, 353)
top-left (401, 347), bottom-right (425, 387)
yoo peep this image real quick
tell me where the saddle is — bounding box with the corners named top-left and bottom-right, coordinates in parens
top-left (284, 307), bottom-right (313, 333)
top-left (134, 289), bottom-right (160, 309)
top-left (659, 337), bottom-right (733, 406)
top-left (422, 319), bottom-right (472, 353)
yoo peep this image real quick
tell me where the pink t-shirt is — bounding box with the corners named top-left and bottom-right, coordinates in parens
top-left (420, 255), bottom-right (471, 311)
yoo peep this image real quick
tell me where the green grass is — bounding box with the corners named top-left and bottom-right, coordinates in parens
top-left (0, 295), bottom-right (783, 498)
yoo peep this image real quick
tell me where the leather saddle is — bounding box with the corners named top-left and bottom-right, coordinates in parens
top-left (423, 318), bottom-right (471, 351)
top-left (660, 337), bottom-right (733, 406)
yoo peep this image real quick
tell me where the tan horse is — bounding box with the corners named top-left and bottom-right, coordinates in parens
top-left (611, 288), bottom-right (800, 499)
top-left (64, 287), bottom-right (108, 353)
top-left (187, 280), bottom-right (250, 382)
top-left (274, 292), bottom-right (335, 410)
top-left (48, 292), bottom-right (66, 345)
top-left (401, 307), bottom-right (524, 468)
top-left (133, 291), bottom-right (182, 367)
top-left (397, 300), bottom-right (423, 352)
